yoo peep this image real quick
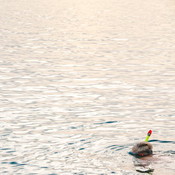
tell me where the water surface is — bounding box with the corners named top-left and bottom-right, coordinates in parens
top-left (0, 0), bottom-right (175, 174)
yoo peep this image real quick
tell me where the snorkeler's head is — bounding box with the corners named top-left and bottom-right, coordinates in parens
top-left (132, 141), bottom-right (153, 157)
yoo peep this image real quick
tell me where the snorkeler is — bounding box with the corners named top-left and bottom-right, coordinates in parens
top-left (132, 141), bottom-right (153, 157)
top-left (131, 130), bottom-right (153, 158)
top-left (131, 130), bottom-right (155, 173)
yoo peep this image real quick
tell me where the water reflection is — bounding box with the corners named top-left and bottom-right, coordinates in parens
top-left (1, 0), bottom-right (175, 174)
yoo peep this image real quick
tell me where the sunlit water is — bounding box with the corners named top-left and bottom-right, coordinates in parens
top-left (0, 0), bottom-right (175, 174)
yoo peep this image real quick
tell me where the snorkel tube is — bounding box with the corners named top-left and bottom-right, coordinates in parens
top-left (145, 130), bottom-right (152, 142)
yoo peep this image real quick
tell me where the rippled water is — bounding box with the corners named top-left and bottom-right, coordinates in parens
top-left (0, 0), bottom-right (175, 174)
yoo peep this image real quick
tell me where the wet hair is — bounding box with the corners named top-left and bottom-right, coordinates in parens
top-left (132, 142), bottom-right (153, 157)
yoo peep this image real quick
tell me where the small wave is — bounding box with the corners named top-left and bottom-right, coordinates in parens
top-left (149, 140), bottom-right (175, 144)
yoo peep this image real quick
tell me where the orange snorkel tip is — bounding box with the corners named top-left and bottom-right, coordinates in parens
top-left (145, 130), bottom-right (152, 142)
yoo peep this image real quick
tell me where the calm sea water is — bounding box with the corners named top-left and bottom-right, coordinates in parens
top-left (0, 0), bottom-right (175, 174)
